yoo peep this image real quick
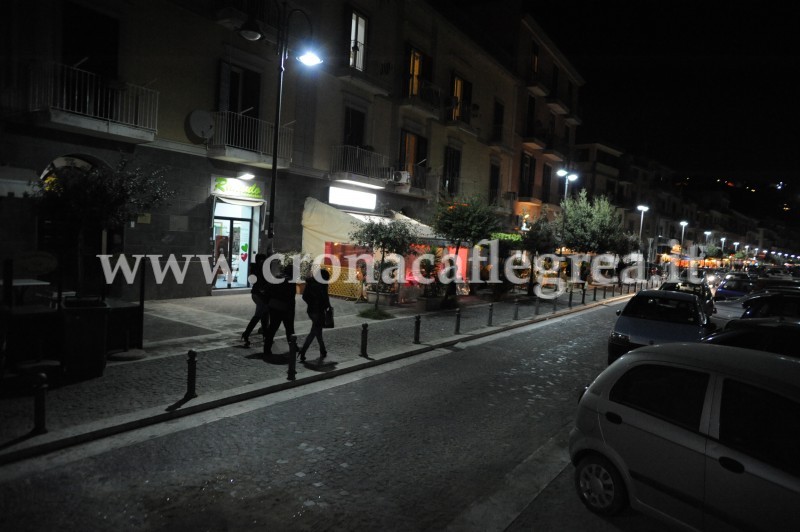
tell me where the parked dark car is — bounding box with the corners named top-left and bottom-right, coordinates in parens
top-left (714, 277), bottom-right (755, 301)
top-left (741, 291), bottom-right (800, 319)
top-left (608, 290), bottom-right (714, 364)
top-left (659, 280), bottom-right (715, 315)
top-left (701, 318), bottom-right (800, 357)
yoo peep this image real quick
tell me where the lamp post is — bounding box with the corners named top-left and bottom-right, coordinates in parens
top-left (704, 231), bottom-right (712, 244)
top-left (557, 169), bottom-right (578, 199)
top-left (239, 2), bottom-right (322, 253)
top-left (733, 241), bottom-right (739, 253)
top-left (720, 237), bottom-right (726, 253)
top-left (637, 205), bottom-right (649, 254)
top-left (679, 220), bottom-right (688, 253)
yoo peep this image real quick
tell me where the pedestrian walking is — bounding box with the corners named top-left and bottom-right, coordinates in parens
top-left (241, 253), bottom-right (269, 346)
top-left (262, 263), bottom-right (296, 357)
top-left (298, 268), bottom-right (332, 361)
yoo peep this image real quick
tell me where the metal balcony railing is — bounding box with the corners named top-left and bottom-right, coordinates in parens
top-left (210, 111), bottom-right (293, 159)
top-left (349, 39), bottom-right (366, 71)
top-left (19, 61), bottom-right (159, 130)
top-left (404, 79), bottom-right (443, 114)
top-left (330, 145), bottom-right (394, 181)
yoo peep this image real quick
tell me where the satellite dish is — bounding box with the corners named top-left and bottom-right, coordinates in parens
top-left (187, 110), bottom-right (215, 141)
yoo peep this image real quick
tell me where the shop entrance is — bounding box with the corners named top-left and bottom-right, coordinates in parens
top-left (212, 203), bottom-right (254, 289)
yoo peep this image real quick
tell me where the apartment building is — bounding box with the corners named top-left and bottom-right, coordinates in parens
top-left (0, 0), bottom-right (582, 299)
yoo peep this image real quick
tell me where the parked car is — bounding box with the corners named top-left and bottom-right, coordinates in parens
top-left (714, 277), bottom-right (755, 301)
top-left (658, 280), bottom-right (715, 315)
top-left (607, 290), bottom-right (715, 364)
top-left (570, 343), bottom-right (800, 530)
top-left (714, 286), bottom-right (800, 321)
top-left (702, 318), bottom-right (800, 357)
top-left (740, 291), bottom-right (800, 319)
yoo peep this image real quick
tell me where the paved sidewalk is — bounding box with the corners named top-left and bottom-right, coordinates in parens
top-left (0, 282), bottom-right (641, 465)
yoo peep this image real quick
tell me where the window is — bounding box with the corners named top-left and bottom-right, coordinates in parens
top-left (542, 163), bottom-right (552, 202)
top-left (525, 96), bottom-right (537, 136)
top-left (443, 146), bottom-right (461, 196)
top-left (405, 46), bottom-right (432, 98)
top-left (349, 11), bottom-right (367, 71)
top-left (399, 130), bottom-right (428, 183)
top-left (610, 364), bottom-right (709, 431)
top-left (530, 41), bottom-right (540, 74)
top-left (720, 379), bottom-right (800, 476)
top-left (491, 100), bottom-right (504, 142)
top-left (219, 62), bottom-right (261, 116)
top-left (344, 107), bottom-right (365, 147)
top-left (489, 163), bottom-right (500, 205)
top-left (519, 154), bottom-right (534, 198)
top-left (450, 75), bottom-right (472, 124)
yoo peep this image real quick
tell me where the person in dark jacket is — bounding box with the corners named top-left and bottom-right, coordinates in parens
top-left (262, 263), bottom-right (296, 356)
top-left (298, 268), bottom-right (332, 361)
top-left (241, 253), bottom-right (269, 346)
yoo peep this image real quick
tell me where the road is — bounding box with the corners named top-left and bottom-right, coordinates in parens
top-left (0, 300), bottom-right (677, 531)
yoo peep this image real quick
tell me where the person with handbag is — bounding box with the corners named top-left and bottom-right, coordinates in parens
top-left (298, 267), bottom-right (332, 361)
top-left (241, 253), bottom-right (269, 347)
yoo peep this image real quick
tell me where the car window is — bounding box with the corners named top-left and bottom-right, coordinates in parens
top-left (622, 296), bottom-right (699, 325)
top-left (609, 364), bottom-right (709, 431)
top-left (719, 379), bottom-right (800, 477)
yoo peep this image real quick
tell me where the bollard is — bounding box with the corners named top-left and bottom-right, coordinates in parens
top-left (552, 294), bottom-right (557, 313)
top-left (185, 350), bottom-right (198, 399)
top-left (581, 287), bottom-right (586, 305)
top-left (360, 323), bottom-right (368, 357)
top-left (32, 372), bottom-right (48, 435)
top-left (603, 286), bottom-right (607, 298)
top-left (413, 315), bottom-right (421, 344)
top-left (287, 335), bottom-right (298, 381)
top-left (612, 285), bottom-right (616, 297)
top-left (513, 299), bottom-right (519, 320)
top-left (487, 303), bottom-right (494, 326)
top-left (454, 308), bottom-right (461, 334)
top-left (535, 296), bottom-right (541, 315)
top-left (593, 286), bottom-right (597, 301)
top-left (568, 288), bottom-right (573, 308)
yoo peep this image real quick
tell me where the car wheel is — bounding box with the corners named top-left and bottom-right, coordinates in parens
top-left (574, 454), bottom-right (628, 515)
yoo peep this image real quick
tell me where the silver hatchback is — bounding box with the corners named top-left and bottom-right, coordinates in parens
top-left (569, 343), bottom-right (800, 530)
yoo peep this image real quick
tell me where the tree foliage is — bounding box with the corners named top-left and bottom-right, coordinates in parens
top-left (558, 190), bottom-right (634, 254)
top-left (349, 219), bottom-right (419, 308)
top-left (431, 195), bottom-right (501, 252)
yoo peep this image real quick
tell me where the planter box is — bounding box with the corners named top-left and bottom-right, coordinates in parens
top-left (366, 291), bottom-right (398, 306)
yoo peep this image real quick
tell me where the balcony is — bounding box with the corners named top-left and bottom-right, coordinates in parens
top-left (542, 136), bottom-right (568, 162)
top-left (565, 112), bottom-right (582, 126)
top-left (334, 40), bottom-right (392, 96)
top-left (207, 111), bottom-right (293, 169)
top-left (400, 79), bottom-right (442, 120)
top-left (330, 145), bottom-right (393, 189)
top-left (444, 101), bottom-right (478, 136)
top-left (2, 61), bottom-right (158, 143)
top-left (521, 120), bottom-right (547, 150)
top-left (526, 71), bottom-right (550, 97)
top-left (546, 94), bottom-right (569, 115)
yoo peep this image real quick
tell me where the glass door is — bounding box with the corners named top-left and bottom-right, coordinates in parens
top-left (212, 217), bottom-right (252, 289)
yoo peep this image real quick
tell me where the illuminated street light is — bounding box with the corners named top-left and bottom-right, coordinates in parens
top-left (557, 169), bottom-right (578, 199)
top-left (720, 237), bottom-right (726, 253)
top-left (733, 241), bottom-right (740, 252)
top-left (679, 221), bottom-right (688, 253)
top-left (704, 231), bottom-right (712, 243)
top-left (637, 205), bottom-right (649, 248)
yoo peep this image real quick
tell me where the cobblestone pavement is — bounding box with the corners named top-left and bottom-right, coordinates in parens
top-left (0, 283), bottom-right (644, 463)
top-left (0, 303), bottom-right (677, 532)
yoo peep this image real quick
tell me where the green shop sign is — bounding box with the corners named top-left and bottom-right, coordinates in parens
top-left (211, 176), bottom-right (264, 200)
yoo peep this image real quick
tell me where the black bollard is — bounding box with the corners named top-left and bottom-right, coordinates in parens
top-left (568, 288), bottom-right (573, 308)
top-left (185, 350), bottom-right (198, 399)
top-left (581, 287), bottom-right (586, 305)
top-left (553, 294), bottom-right (557, 313)
top-left (287, 335), bottom-right (297, 381)
top-left (535, 296), bottom-right (540, 315)
top-left (593, 286), bottom-right (597, 301)
top-left (612, 285), bottom-right (616, 297)
top-left (603, 286), bottom-right (607, 298)
top-left (413, 315), bottom-right (421, 344)
top-left (360, 323), bottom-right (368, 357)
top-left (487, 303), bottom-right (494, 326)
top-left (32, 372), bottom-right (48, 435)
top-left (455, 308), bottom-right (461, 334)
top-left (513, 299), bottom-right (519, 320)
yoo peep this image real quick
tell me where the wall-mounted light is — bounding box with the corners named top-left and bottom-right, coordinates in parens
top-left (238, 172), bottom-right (256, 180)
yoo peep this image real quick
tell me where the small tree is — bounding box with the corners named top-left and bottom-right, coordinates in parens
top-left (349, 219), bottom-right (418, 309)
top-left (558, 190), bottom-right (630, 254)
top-left (520, 212), bottom-right (558, 294)
top-left (35, 156), bottom-right (175, 295)
top-left (431, 196), bottom-right (501, 304)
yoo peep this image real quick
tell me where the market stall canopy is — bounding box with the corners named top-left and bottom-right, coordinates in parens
top-left (301, 197), bottom-right (441, 256)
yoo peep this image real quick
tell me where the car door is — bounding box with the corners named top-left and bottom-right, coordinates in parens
top-left (704, 378), bottom-right (800, 530)
top-left (599, 363), bottom-right (711, 529)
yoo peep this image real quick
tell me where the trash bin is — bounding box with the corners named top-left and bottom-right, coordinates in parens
top-left (62, 297), bottom-right (109, 380)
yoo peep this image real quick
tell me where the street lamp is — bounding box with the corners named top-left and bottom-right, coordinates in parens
top-left (704, 231), bottom-right (712, 244)
top-left (733, 241), bottom-right (739, 253)
top-left (239, 1), bottom-right (322, 253)
top-left (720, 237), bottom-right (726, 253)
top-left (679, 220), bottom-right (688, 252)
top-left (557, 168), bottom-right (578, 199)
top-left (637, 205), bottom-right (649, 253)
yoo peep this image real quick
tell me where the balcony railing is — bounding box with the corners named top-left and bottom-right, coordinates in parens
top-left (403, 79), bottom-right (442, 115)
top-left (209, 111), bottom-right (292, 159)
top-left (330, 145), bottom-right (394, 181)
top-left (19, 61), bottom-right (159, 131)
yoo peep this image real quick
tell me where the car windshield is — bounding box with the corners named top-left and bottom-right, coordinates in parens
top-left (662, 282), bottom-right (708, 297)
top-left (622, 295), bottom-right (700, 325)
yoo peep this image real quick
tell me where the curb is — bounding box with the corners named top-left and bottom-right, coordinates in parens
top-left (0, 293), bottom-right (633, 466)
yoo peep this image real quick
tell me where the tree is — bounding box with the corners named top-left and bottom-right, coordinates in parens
top-left (349, 219), bottom-right (419, 309)
top-left (558, 190), bottom-right (632, 254)
top-left (520, 212), bottom-right (558, 294)
top-left (35, 157), bottom-right (175, 295)
top-left (431, 196), bottom-right (501, 304)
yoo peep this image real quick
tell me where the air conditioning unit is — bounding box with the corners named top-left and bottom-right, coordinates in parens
top-left (392, 171), bottom-right (411, 184)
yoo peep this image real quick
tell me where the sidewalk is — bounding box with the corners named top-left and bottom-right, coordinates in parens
top-left (0, 283), bottom-right (641, 465)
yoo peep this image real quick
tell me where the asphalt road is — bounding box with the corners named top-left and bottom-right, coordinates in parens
top-left (0, 300), bottom-right (677, 531)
